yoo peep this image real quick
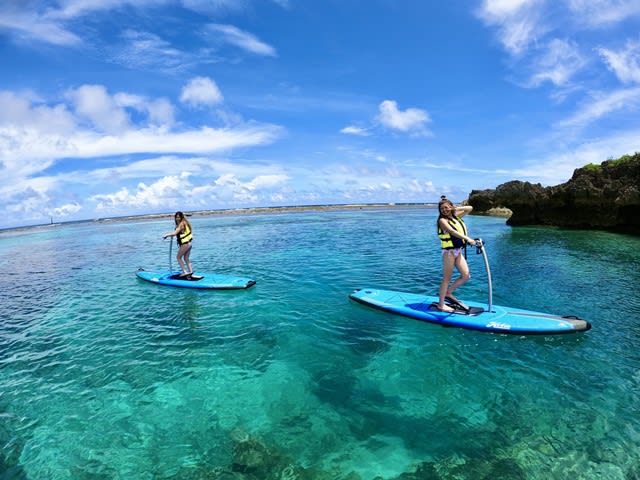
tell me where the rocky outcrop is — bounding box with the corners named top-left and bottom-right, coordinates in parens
top-left (467, 153), bottom-right (640, 235)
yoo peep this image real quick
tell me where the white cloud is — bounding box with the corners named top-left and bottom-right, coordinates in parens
top-left (0, 86), bottom-right (282, 162)
top-left (0, 86), bottom-right (284, 216)
top-left (407, 179), bottom-right (436, 194)
top-left (598, 39), bottom-right (640, 84)
top-left (52, 202), bottom-right (82, 217)
top-left (180, 77), bottom-right (224, 108)
top-left (90, 173), bottom-right (192, 210)
top-left (145, 99), bottom-right (176, 128)
top-left (66, 85), bottom-right (131, 134)
top-left (376, 100), bottom-right (431, 135)
top-left (244, 174), bottom-right (289, 191)
top-left (0, 91), bottom-right (76, 134)
top-left (87, 170), bottom-right (290, 213)
top-left (0, 6), bottom-right (81, 46)
top-left (515, 129), bottom-right (640, 183)
top-left (555, 87), bottom-right (640, 129)
top-left (207, 24), bottom-right (277, 57)
top-left (340, 125), bottom-right (370, 136)
top-left (528, 38), bottom-right (586, 86)
top-left (476, 0), bottom-right (546, 56)
top-left (214, 173), bottom-right (241, 187)
top-left (84, 126), bottom-right (282, 156)
top-left (113, 30), bottom-right (186, 72)
top-left (113, 92), bottom-right (174, 128)
top-left (0, 0), bottom-right (171, 47)
top-left (49, 0), bottom-right (165, 20)
top-left (182, 0), bottom-right (249, 15)
top-left (566, 0), bottom-right (640, 27)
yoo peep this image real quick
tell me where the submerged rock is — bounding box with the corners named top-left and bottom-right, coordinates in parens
top-left (467, 153), bottom-right (640, 235)
top-left (232, 435), bottom-right (279, 474)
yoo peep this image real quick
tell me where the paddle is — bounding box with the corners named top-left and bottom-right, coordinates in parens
top-left (474, 238), bottom-right (493, 312)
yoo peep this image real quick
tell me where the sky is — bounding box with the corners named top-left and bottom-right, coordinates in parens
top-left (1, 0), bottom-right (640, 228)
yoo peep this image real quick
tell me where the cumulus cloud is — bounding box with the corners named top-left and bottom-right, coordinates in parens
top-left (66, 84), bottom-right (131, 134)
top-left (0, 84), bottom-right (284, 223)
top-left (0, 91), bottom-right (76, 134)
top-left (0, 85), bottom-right (281, 162)
top-left (407, 179), bottom-right (436, 194)
top-left (52, 202), bottom-right (82, 217)
top-left (88, 170), bottom-right (290, 213)
top-left (180, 77), bottom-right (224, 108)
top-left (111, 93), bottom-right (174, 128)
top-left (90, 173), bottom-right (192, 210)
top-left (206, 24), bottom-right (277, 57)
top-left (244, 174), bottom-right (289, 191)
top-left (376, 100), bottom-right (431, 135)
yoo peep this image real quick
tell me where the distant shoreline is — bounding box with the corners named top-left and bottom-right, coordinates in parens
top-left (2, 203), bottom-right (515, 234)
top-left (2, 202), bottom-right (512, 234)
top-left (92, 203), bottom-right (437, 224)
top-left (1, 203), bottom-right (435, 234)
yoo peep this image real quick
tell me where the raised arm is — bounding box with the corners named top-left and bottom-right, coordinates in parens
top-left (454, 205), bottom-right (473, 217)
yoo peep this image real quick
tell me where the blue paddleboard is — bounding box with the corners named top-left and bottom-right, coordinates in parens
top-left (349, 288), bottom-right (590, 335)
top-left (136, 269), bottom-right (256, 290)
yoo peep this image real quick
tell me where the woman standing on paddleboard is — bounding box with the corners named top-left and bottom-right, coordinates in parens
top-left (436, 197), bottom-right (476, 312)
top-left (163, 211), bottom-right (194, 277)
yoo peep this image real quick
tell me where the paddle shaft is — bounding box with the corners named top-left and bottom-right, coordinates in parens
top-left (168, 238), bottom-right (173, 272)
top-left (476, 238), bottom-right (493, 312)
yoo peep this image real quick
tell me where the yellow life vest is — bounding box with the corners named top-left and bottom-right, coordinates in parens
top-left (438, 216), bottom-right (467, 249)
top-left (177, 223), bottom-right (192, 245)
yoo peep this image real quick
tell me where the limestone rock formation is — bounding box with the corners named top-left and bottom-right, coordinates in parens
top-left (467, 153), bottom-right (640, 235)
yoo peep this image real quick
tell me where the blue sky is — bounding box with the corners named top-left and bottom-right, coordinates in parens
top-left (1, 0), bottom-right (639, 228)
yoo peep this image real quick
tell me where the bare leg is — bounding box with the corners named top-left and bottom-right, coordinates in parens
top-left (183, 243), bottom-right (193, 274)
top-left (446, 254), bottom-right (471, 301)
top-left (438, 251), bottom-right (456, 312)
top-left (177, 244), bottom-right (190, 275)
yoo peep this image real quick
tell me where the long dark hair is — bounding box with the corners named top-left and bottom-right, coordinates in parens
top-left (174, 211), bottom-right (192, 230)
top-left (438, 196), bottom-right (456, 220)
top-left (437, 197), bottom-right (455, 233)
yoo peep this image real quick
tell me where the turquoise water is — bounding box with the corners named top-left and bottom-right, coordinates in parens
top-left (1, 208), bottom-right (640, 480)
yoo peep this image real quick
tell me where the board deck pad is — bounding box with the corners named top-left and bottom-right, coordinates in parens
top-left (420, 302), bottom-right (485, 315)
top-left (168, 273), bottom-right (204, 281)
top-left (136, 269), bottom-right (256, 290)
top-left (349, 288), bottom-right (591, 335)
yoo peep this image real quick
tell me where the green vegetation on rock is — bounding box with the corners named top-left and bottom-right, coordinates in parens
top-left (585, 152), bottom-right (639, 172)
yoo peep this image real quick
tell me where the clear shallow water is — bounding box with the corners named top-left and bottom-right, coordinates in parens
top-left (1, 208), bottom-right (640, 480)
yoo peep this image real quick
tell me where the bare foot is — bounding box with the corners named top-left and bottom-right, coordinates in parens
top-left (435, 304), bottom-right (455, 313)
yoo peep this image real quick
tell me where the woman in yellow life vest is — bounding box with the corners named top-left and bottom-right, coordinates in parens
top-left (436, 198), bottom-right (476, 312)
top-left (163, 211), bottom-right (194, 277)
